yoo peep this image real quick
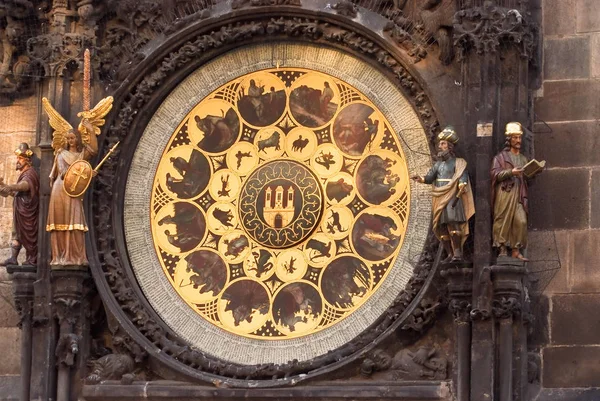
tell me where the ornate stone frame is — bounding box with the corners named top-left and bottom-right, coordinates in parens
top-left (89, 8), bottom-right (442, 386)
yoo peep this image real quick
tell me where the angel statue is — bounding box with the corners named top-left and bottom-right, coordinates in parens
top-left (42, 96), bottom-right (113, 266)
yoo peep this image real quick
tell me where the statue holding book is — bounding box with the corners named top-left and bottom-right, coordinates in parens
top-left (491, 122), bottom-right (545, 261)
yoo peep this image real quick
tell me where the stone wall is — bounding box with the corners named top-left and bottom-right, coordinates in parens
top-left (0, 97), bottom-right (37, 399)
top-left (531, 0), bottom-right (600, 398)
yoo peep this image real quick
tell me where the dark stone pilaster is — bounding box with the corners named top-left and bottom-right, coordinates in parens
top-left (492, 263), bottom-right (527, 401)
top-left (454, 1), bottom-right (538, 399)
top-left (443, 267), bottom-right (473, 401)
top-left (7, 265), bottom-right (37, 401)
top-left (52, 267), bottom-right (89, 401)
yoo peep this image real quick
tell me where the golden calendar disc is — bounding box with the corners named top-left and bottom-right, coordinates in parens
top-left (150, 68), bottom-right (410, 339)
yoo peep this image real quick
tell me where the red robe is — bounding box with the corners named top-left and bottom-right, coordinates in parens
top-left (14, 167), bottom-right (40, 264)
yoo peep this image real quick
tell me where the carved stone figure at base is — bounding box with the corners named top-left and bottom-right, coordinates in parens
top-left (86, 354), bottom-right (135, 384)
top-left (360, 347), bottom-right (447, 380)
top-left (43, 96), bottom-right (113, 266)
top-left (491, 122), bottom-right (542, 261)
top-left (0, 143), bottom-right (40, 266)
top-left (412, 127), bottom-right (475, 262)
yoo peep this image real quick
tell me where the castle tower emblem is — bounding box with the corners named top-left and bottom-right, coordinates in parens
top-left (263, 185), bottom-right (296, 228)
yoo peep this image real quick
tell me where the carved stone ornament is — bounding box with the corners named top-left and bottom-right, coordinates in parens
top-left (0, 0), bottom-right (38, 99)
top-left (332, 1), bottom-right (359, 18)
top-left (400, 297), bottom-right (441, 332)
top-left (232, 0), bottom-right (301, 9)
top-left (56, 333), bottom-right (81, 366)
top-left (492, 296), bottom-right (521, 319)
top-left (449, 298), bottom-right (471, 323)
top-left (85, 354), bottom-right (136, 385)
top-left (453, 1), bottom-right (537, 61)
top-left (360, 346), bottom-right (448, 380)
top-left (89, 11), bottom-right (441, 386)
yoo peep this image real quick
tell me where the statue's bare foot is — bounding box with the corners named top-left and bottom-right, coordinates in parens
top-left (511, 250), bottom-right (529, 261)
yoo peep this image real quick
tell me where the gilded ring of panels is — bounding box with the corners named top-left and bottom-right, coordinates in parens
top-left (151, 68), bottom-right (410, 339)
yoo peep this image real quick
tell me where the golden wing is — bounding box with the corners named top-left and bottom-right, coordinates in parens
top-left (77, 96), bottom-right (114, 144)
top-left (42, 97), bottom-right (73, 154)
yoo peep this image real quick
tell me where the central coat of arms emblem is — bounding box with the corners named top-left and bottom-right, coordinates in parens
top-left (239, 160), bottom-right (323, 248)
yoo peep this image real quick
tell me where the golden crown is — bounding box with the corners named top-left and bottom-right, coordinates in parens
top-left (14, 143), bottom-right (33, 158)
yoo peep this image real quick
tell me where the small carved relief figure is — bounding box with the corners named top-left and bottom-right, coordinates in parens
top-left (0, 143), bottom-right (39, 266)
top-left (361, 347), bottom-right (447, 380)
top-left (86, 354), bottom-right (135, 385)
top-left (412, 127), bottom-right (475, 262)
top-left (491, 122), bottom-right (543, 261)
top-left (56, 333), bottom-right (80, 367)
top-left (43, 96), bottom-right (113, 266)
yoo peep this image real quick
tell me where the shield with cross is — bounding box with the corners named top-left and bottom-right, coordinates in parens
top-left (63, 160), bottom-right (94, 198)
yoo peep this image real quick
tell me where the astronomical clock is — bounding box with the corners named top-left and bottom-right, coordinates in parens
top-left (124, 44), bottom-right (432, 366)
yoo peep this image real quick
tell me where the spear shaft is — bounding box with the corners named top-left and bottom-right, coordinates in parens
top-left (83, 49), bottom-right (91, 112)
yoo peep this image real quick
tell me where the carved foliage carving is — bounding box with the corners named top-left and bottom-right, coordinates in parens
top-left (492, 296), bottom-right (521, 320)
top-left (449, 298), bottom-right (471, 323)
top-left (400, 297), bottom-right (441, 332)
top-left (0, 0), bottom-right (39, 98)
top-left (453, 2), bottom-right (537, 61)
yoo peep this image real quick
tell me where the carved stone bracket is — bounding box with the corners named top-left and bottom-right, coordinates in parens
top-left (453, 1), bottom-right (537, 61)
top-left (6, 265), bottom-right (37, 328)
top-left (441, 267), bottom-right (473, 323)
top-left (491, 264), bottom-right (527, 320)
top-left (51, 269), bottom-right (89, 366)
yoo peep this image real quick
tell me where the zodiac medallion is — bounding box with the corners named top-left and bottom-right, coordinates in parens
top-left (150, 68), bottom-right (411, 339)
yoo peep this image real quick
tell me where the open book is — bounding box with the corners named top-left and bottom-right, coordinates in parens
top-left (522, 159), bottom-right (545, 178)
